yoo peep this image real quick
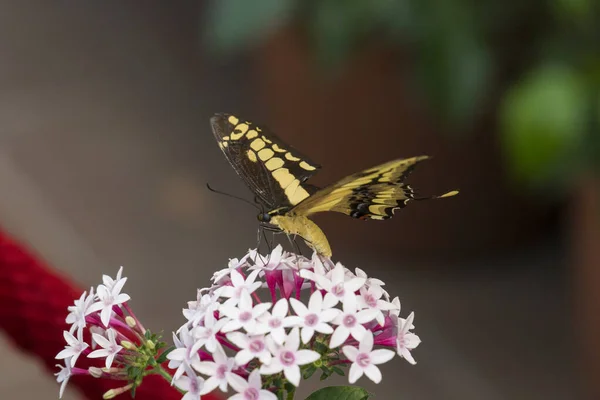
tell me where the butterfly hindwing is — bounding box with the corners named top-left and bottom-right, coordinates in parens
top-left (210, 113), bottom-right (321, 209)
top-left (291, 157), bottom-right (458, 220)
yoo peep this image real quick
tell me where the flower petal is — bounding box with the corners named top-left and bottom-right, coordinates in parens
top-left (285, 327), bottom-right (300, 351)
top-left (370, 349), bottom-right (395, 365)
top-left (307, 291), bottom-right (323, 312)
top-left (342, 345), bottom-right (358, 362)
top-left (329, 326), bottom-right (350, 349)
top-left (227, 372), bottom-right (249, 393)
top-left (348, 363), bottom-right (363, 384)
top-left (289, 297), bottom-right (308, 317)
top-left (294, 350), bottom-right (320, 365)
top-left (283, 365), bottom-right (301, 387)
top-left (300, 326), bottom-right (314, 344)
top-left (363, 364), bottom-right (382, 383)
top-left (359, 331), bottom-right (374, 353)
top-left (272, 298), bottom-right (288, 318)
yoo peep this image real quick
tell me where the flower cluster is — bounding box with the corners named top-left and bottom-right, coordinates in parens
top-left (169, 245), bottom-right (421, 399)
top-left (54, 246), bottom-right (421, 400)
top-left (55, 267), bottom-right (170, 399)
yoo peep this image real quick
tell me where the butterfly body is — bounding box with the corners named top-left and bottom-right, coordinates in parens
top-left (211, 113), bottom-right (458, 257)
top-left (269, 215), bottom-right (331, 257)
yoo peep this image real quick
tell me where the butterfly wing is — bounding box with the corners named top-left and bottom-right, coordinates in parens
top-left (210, 113), bottom-right (321, 209)
top-left (290, 156), bottom-right (458, 220)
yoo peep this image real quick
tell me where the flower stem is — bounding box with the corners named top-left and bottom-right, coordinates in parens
top-left (154, 365), bottom-right (174, 384)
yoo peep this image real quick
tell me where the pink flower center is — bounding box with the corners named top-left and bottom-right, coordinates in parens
top-left (239, 311), bottom-right (252, 323)
top-left (249, 340), bottom-right (265, 353)
top-left (269, 318), bottom-right (282, 329)
top-left (332, 283), bottom-right (345, 297)
top-left (280, 350), bottom-right (295, 366)
top-left (216, 364), bottom-right (228, 379)
top-left (343, 314), bottom-right (357, 327)
top-left (244, 387), bottom-right (259, 400)
top-left (305, 314), bottom-right (318, 327)
top-left (356, 353), bottom-right (371, 368)
top-left (364, 294), bottom-right (377, 308)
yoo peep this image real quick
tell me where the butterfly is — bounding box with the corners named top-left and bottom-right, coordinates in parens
top-left (210, 113), bottom-right (458, 257)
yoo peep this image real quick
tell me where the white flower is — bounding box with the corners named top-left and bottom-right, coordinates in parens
top-left (194, 344), bottom-right (234, 394)
top-left (389, 297), bottom-right (415, 330)
top-left (353, 267), bottom-right (385, 289)
top-left (102, 266), bottom-right (125, 292)
top-left (255, 298), bottom-right (299, 345)
top-left (89, 326), bottom-right (105, 349)
top-left (396, 312), bottom-right (421, 365)
top-left (65, 288), bottom-right (95, 333)
top-left (227, 370), bottom-right (277, 400)
top-left (220, 291), bottom-right (271, 334)
top-left (55, 359), bottom-right (72, 399)
top-left (168, 325), bottom-right (202, 381)
top-left (174, 364), bottom-right (205, 400)
top-left (88, 275), bottom-right (131, 327)
top-left (330, 294), bottom-right (378, 349)
top-left (87, 328), bottom-right (123, 369)
top-left (227, 332), bottom-right (272, 365)
top-left (182, 290), bottom-right (220, 328)
top-left (342, 331), bottom-right (395, 384)
top-left (357, 285), bottom-right (395, 326)
top-left (289, 291), bottom-right (337, 344)
top-left (301, 262), bottom-right (365, 308)
top-left (260, 327), bottom-right (320, 387)
top-left (212, 252), bottom-right (252, 284)
top-left (192, 309), bottom-right (228, 353)
top-left (249, 244), bottom-right (285, 271)
top-left (215, 269), bottom-right (262, 305)
top-left (55, 328), bottom-right (89, 367)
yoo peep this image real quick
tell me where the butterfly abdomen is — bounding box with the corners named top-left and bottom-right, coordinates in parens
top-left (270, 215), bottom-right (332, 257)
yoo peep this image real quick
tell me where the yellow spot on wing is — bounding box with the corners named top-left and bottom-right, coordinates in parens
top-left (272, 144), bottom-right (287, 153)
top-left (247, 149), bottom-right (257, 162)
top-left (272, 168), bottom-right (295, 188)
top-left (369, 205), bottom-right (389, 215)
top-left (285, 152), bottom-right (300, 161)
top-left (221, 142), bottom-right (228, 148)
top-left (258, 148), bottom-right (274, 161)
top-left (299, 161), bottom-right (316, 171)
top-left (230, 123), bottom-right (249, 140)
top-left (250, 138), bottom-right (266, 151)
top-left (284, 179), bottom-right (310, 205)
top-left (246, 130), bottom-right (259, 139)
top-left (228, 115), bottom-right (239, 125)
top-left (223, 136), bottom-right (230, 141)
top-left (265, 157), bottom-right (284, 170)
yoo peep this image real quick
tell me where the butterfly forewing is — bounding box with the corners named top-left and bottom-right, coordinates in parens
top-left (211, 113), bottom-right (321, 209)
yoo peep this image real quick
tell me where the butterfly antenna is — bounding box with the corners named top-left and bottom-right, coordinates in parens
top-left (206, 183), bottom-right (261, 211)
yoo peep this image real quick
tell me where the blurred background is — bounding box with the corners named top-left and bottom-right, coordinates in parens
top-left (0, 1), bottom-right (598, 399)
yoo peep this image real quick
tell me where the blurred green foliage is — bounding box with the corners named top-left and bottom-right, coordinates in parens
top-left (204, 0), bottom-right (600, 192)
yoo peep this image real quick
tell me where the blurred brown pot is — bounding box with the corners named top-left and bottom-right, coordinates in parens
top-left (252, 26), bottom-right (554, 263)
top-left (571, 175), bottom-right (600, 398)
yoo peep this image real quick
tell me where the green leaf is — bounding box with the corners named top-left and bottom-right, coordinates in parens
top-left (156, 346), bottom-right (176, 364)
top-left (305, 386), bottom-right (371, 400)
top-left (303, 364), bottom-right (317, 379)
top-left (500, 64), bottom-right (587, 186)
top-left (204, 0), bottom-right (295, 54)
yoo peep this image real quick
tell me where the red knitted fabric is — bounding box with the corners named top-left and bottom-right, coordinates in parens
top-left (0, 228), bottom-right (220, 400)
